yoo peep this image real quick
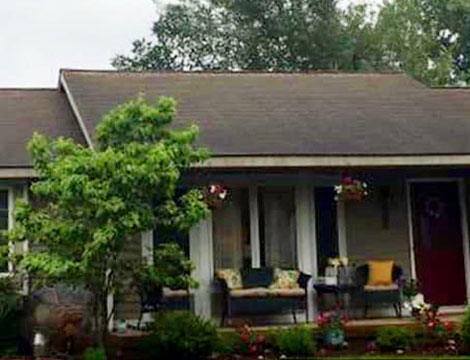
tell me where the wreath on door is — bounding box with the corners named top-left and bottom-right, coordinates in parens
top-left (424, 197), bottom-right (445, 219)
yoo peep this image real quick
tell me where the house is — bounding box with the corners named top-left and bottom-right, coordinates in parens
top-left (1, 70), bottom-right (470, 325)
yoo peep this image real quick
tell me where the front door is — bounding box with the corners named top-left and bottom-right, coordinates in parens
top-left (410, 182), bottom-right (467, 305)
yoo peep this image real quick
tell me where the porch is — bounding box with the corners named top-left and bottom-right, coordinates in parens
top-left (118, 167), bottom-right (470, 326)
top-left (186, 166), bottom-right (470, 324)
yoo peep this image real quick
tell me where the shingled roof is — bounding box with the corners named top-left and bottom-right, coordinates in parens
top-left (61, 70), bottom-right (470, 157)
top-left (0, 89), bottom-right (86, 167)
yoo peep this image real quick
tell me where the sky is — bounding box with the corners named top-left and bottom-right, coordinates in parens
top-left (0, 0), bottom-right (378, 88)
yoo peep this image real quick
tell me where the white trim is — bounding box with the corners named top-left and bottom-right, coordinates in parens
top-left (249, 186), bottom-right (260, 268)
top-left (0, 187), bottom-right (14, 276)
top-left (140, 230), bottom-right (154, 324)
top-left (0, 168), bottom-right (36, 179)
top-left (22, 186), bottom-right (29, 294)
top-left (7, 189), bottom-right (14, 273)
top-left (197, 155), bottom-right (470, 169)
top-left (406, 178), bottom-right (470, 303)
top-left (107, 269), bottom-right (114, 331)
top-left (141, 230), bottom-right (154, 266)
top-left (336, 200), bottom-right (348, 257)
top-left (60, 73), bottom-right (94, 149)
top-left (190, 214), bottom-right (214, 318)
top-left (295, 184), bottom-right (317, 275)
top-left (295, 185), bottom-right (317, 321)
top-left (405, 182), bottom-right (417, 279)
top-left (458, 180), bottom-right (470, 302)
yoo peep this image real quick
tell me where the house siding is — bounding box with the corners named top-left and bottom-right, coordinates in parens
top-left (345, 180), bottom-right (412, 277)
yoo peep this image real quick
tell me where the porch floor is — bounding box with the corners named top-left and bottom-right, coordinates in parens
top-left (218, 311), bottom-right (465, 338)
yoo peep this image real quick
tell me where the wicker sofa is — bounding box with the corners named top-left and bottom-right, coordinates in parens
top-left (215, 267), bottom-right (311, 326)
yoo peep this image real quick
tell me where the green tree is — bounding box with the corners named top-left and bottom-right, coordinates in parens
top-left (112, 0), bottom-right (349, 71)
top-left (375, 0), bottom-right (468, 86)
top-left (8, 96), bottom-right (209, 346)
top-left (114, 0), bottom-right (470, 86)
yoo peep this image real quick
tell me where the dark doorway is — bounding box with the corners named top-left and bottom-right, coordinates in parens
top-left (315, 187), bottom-right (339, 275)
top-left (410, 181), bottom-right (467, 305)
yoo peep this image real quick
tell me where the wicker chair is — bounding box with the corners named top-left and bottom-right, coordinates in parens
top-left (355, 263), bottom-right (403, 318)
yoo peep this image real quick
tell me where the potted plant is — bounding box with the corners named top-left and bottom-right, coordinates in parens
top-left (334, 176), bottom-right (368, 201)
top-left (316, 308), bottom-right (348, 347)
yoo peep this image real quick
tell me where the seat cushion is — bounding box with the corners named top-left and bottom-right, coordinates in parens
top-left (364, 284), bottom-right (399, 292)
top-left (269, 268), bottom-right (300, 289)
top-left (216, 268), bottom-right (242, 289)
top-left (268, 288), bottom-right (305, 297)
top-left (162, 288), bottom-right (191, 298)
top-left (230, 287), bottom-right (269, 298)
top-left (241, 267), bottom-right (273, 288)
top-left (367, 260), bottom-right (394, 286)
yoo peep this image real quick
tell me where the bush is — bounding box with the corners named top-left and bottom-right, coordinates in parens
top-left (83, 347), bottom-right (106, 360)
top-left (142, 312), bottom-right (219, 360)
top-left (462, 307), bottom-right (470, 349)
top-left (270, 325), bottom-right (315, 357)
top-left (376, 326), bottom-right (413, 351)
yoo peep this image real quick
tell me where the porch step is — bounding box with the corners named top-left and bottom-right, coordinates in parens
top-left (218, 313), bottom-right (465, 338)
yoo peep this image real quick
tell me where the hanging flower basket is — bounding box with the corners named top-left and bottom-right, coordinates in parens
top-left (334, 176), bottom-right (368, 201)
top-left (203, 184), bottom-right (228, 209)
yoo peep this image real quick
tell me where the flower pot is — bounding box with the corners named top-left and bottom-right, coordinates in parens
top-left (324, 328), bottom-right (345, 347)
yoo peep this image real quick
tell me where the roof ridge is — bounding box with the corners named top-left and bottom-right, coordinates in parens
top-left (60, 68), bottom-right (405, 76)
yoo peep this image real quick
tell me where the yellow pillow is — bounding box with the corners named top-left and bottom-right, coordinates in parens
top-left (367, 260), bottom-right (394, 286)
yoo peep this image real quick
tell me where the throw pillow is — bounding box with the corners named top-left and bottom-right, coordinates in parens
top-left (367, 260), bottom-right (394, 286)
top-left (241, 268), bottom-right (273, 288)
top-left (269, 268), bottom-right (300, 289)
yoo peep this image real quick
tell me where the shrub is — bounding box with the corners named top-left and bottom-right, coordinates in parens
top-left (142, 312), bottom-right (219, 360)
top-left (376, 326), bottom-right (413, 351)
top-left (270, 325), bottom-right (315, 357)
top-left (83, 347), bottom-right (106, 360)
top-left (462, 306), bottom-right (470, 348)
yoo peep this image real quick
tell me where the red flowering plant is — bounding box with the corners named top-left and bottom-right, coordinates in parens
top-left (234, 324), bottom-right (266, 355)
top-left (412, 303), bottom-right (457, 351)
top-left (334, 176), bottom-right (368, 201)
top-left (203, 184), bottom-right (228, 209)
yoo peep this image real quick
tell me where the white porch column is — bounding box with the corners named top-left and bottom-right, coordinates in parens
top-left (337, 201), bottom-right (348, 257)
top-left (295, 184), bottom-right (317, 320)
top-left (249, 186), bottom-right (261, 268)
top-left (189, 213), bottom-right (214, 318)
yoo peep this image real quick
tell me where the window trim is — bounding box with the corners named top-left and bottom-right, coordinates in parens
top-left (0, 187), bottom-right (14, 276)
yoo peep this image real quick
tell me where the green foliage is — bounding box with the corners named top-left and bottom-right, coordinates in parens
top-left (83, 347), bottom-right (107, 360)
top-left (131, 243), bottom-right (197, 298)
top-left (269, 325), bottom-right (315, 357)
top-left (9, 95), bottom-right (210, 343)
top-left (114, 0), bottom-right (470, 86)
top-left (142, 312), bottom-right (219, 360)
top-left (461, 306), bottom-right (470, 348)
top-left (113, 0), bottom-right (353, 71)
top-left (376, 327), bottom-right (413, 351)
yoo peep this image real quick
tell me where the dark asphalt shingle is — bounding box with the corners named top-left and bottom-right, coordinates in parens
top-left (0, 89), bottom-right (86, 167)
top-left (61, 70), bottom-right (470, 156)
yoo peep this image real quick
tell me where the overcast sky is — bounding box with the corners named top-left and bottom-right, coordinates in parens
top-left (0, 0), bottom-right (378, 88)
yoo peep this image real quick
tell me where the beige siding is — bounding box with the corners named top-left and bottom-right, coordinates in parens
top-left (345, 180), bottom-right (412, 277)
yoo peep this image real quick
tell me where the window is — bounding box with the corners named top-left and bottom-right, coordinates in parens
top-left (0, 190), bottom-right (9, 273)
top-left (212, 188), bottom-right (251, 269)
top-left (258, 186), bottom-right (297, 268)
